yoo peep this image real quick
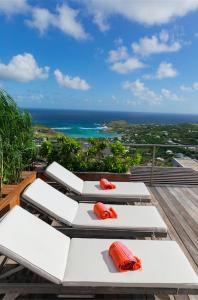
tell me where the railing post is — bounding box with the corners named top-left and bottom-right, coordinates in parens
top-left (150, 145), bottom-right (156, 186)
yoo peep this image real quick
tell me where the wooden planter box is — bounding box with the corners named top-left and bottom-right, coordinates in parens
top-left (0, 171), bottom-right (36, 216)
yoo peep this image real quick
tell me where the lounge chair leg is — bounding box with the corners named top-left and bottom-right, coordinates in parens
top-left (2, 292), bottom-right (19, 300)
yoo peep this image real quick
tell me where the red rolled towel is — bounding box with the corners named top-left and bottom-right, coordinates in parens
top-left (109, 241), bottom-right (142, 272)
top-left (93, 202), bottom-right (118, 219)
top-left (100, 178), bottom-right (116, 190)
top-left (109, 207), bottom-right (118, 218)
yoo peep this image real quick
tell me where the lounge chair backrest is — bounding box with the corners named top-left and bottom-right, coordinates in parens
top-left (0, 206), bottom-right (69, 284)
top-left (45, 162), bottom-right (84, 195)
top-left (22, 178), bottom-right (79, 226)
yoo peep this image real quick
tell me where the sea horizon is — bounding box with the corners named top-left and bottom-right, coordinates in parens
top-left (22, 107), bottom-right (198, 116)
top-left (26, 108), bottom-right (198, 138)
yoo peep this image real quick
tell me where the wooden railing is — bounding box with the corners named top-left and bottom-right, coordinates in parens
top-left (124, 143), bottom-right (198, 186)
top-left (130, 166), bottom-right (198, 185)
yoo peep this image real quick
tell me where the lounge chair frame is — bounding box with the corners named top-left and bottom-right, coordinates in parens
top-left (1, 283), bottom-right (197, 298)
top-left (21, 198), bottom-right (167, 239)
top-left (44, 175), bottom-right (151, 204)
top-left (0, 254), bottom-right (197, 300)
top-left (70, 193), bottom-right (150, 204)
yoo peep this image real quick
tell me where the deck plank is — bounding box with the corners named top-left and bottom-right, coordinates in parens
top-left (149, 185), bottom-right (198, 273)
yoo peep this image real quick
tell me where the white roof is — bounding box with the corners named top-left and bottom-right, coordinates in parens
top-left (22, 178), bottom-right (78, 226)
top-left (45, 162), bottom-right (84, 194)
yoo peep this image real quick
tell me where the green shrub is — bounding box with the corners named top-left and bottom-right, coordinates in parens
top-left (40, 140), bottom-right (53, 158)
top-left (0, 89), bottom-right (36, 184)
top-left (40, 137), bottom-right (142, 173)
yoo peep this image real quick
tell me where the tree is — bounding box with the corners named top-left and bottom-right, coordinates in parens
top-left (0, 89), bottom-right (36, 185)
top-left (40, 136), bottom-right (142, 173)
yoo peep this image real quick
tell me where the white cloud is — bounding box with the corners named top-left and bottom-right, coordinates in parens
top-left (54, 69), bottom-right (90, 90)
top-left (114, 37), bottom-right (123, 46)
top-left (108, 46), bottom-right (128, 63)
top-left (123, 79), bottom-right (162, 105)
top-left (0, 53), bottom-right (49, 82)
top-left (156, 62), bottom-right (178, 79)
top-left (123, 79), bottom-right (181, 105)
top-left (55, 5), bottom-right (88, 40)
top-left (131, 30), bottom-right (181, 56)
top-left (26, 7), bottom-right (52, 35)
top-left (142, 62), bottom-right (178, 80)
top-left (26, 5), bottom-right (88, 40)
top-left (111, 57), bottom-right (144, 74)
top-left (108, 46), bottom-right (144, 74)
top-left (142, 74), bottom-right (153, 80)
top-left (193, 82), bottom-right (198, 90)
top-left (180, 85), bottom-right (192, 92)
top-left (180, 82), bottom-right (198, 91)
top-left (159, 30), bottom-right (169, 42)
top-left (161, 88), bottom-right (180, 101)
top-left (0, 0), bottom-right (29, 15)
top-left (16, 92), bottom-right (44, 103)
top-left (81, 0), bottom-right (198, 30)
top-left (92, 10), bottom-right (110, 32)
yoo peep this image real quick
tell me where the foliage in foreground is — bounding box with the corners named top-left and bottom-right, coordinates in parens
top-left (0, 89), bottom-right (36, 184)
top-left (40, 136), bottom-right (142, 173)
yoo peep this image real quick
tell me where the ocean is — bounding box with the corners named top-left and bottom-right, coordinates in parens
top-left (27, 108), bottom-right (198, 138)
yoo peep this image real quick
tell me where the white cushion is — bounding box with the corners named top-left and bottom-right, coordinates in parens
top-left (82, 181), bottom-right (151, 199)
top-left (0, 206), bottom-right (70, 284)
top-left (73, 204), bottom-right (167, 232)
top-left (64, 239), bottom-right (198, 288)
top-left (22, 178), bottom-right (78, 226)
top-left (23, 181), bottom-right (165, 232)
top-left (45, 162), bottom-right (84, 195)
top-left (0, 209), bottom-right (197, 289)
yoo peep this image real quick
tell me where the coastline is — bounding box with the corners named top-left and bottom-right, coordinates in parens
top-left (29, 109), bottom-right (198, 139)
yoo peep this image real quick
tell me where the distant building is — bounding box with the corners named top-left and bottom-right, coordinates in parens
top-left (156, 157), bottom-right (165, 162)
top-left (166, 150), bottom-right (173, 155)
top-left (175, 153), bottom-right (184, 158)
top-left (168, 139), bottom-right (176, 144)
top-left (173, 156), bottom-right (198, 171)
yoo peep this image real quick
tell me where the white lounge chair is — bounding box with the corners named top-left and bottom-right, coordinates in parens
top-left (22, 178), bottom-right (167, 238)
top-left (45, 161), bottom-right (151, 203)
top-left (0, 206), bottom-right (197, 300)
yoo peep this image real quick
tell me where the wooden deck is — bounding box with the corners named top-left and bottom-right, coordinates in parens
top-left (2, 295), bottom-right (155, 300)
top-left (149, 185), bottom-right (198, 300)
top-left (149, 185), bottom-right (198, 274)
top-left (1, 184), bottom-right (198, 300)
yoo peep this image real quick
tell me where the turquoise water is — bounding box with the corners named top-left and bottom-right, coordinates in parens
top-left (50, 123), bottom-right (118, 138)
top-left (28, 109), bottom-right (198, 138)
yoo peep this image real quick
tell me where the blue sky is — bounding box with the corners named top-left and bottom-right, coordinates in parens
top-left (0, 0), bottom-right (198, 113)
